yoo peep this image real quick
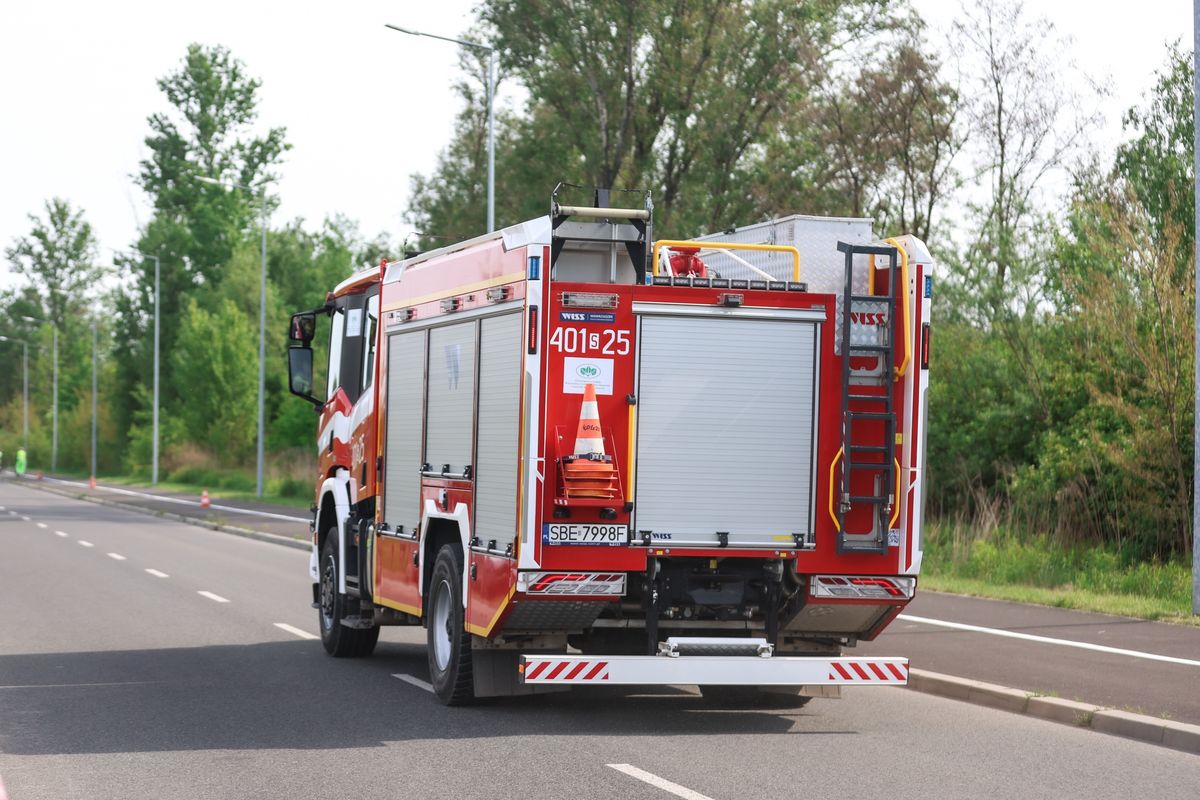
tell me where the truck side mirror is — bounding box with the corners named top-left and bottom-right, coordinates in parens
top-left (288, 346), bottom-right (322, 408)
top-left (289, 312), bottom-right (318, 344)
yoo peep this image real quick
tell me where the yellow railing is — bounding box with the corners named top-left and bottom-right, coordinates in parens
top-left (827, 447), bottom-right (902, 533)
top-left (651, 240), bottom-right (802, 282)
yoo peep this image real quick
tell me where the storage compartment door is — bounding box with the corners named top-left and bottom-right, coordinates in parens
top-left (383, 330), bottom-right (426, 534)
top-left (474, 313), bottom-right (523, 551)
top-left (634, 315), bottom-right (818, 547)
top-left (425, 322), bottom-right (478, 475)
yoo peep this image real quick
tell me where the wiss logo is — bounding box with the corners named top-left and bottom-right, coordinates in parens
top-left (561, 312), bottom-right (587, 321)
top-left (851, 311), bottom-right (888, 326)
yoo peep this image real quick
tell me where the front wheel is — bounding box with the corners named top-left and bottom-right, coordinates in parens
top-left (317, 530), bottom-right (380, 658)
top-left (426, 545), bottom-right (475, 705)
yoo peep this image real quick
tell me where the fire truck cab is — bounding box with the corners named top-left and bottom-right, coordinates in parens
top-left (287, 186), bottom-right (931, 705)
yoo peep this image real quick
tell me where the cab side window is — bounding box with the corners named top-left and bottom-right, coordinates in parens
top-left (326, 309), bottom-right (345, 399)
top-left (361, 294), bottom-right (379, 393)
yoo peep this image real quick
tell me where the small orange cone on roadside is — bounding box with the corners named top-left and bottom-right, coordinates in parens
top-left (200, 489), bottom-right (211, 508)
top-left (88, 475), bottom-right (97, 490)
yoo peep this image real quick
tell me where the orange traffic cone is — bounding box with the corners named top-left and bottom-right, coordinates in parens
top-left (562, 383), bottom-right (619, 499)
top-left (573, 383), bottom-right (607, 457)
top-left (200, 489), bottom-right (211, 508)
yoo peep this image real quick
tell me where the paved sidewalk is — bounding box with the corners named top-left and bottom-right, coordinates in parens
top-left (6, 473), bottom-right (310, 542)
top-left (860, 590), bottom-right (1200, 724)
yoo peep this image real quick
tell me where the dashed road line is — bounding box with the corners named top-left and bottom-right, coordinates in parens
top-left (19, 515), bottom-right (30, 521)
top-left (274, 622), bottom-right (319, 640)
top-left (54, 530), bottom-right (68, 537)
top-left (107, 552), bottom-right (127, 561)
top-left (897, 614), bottom-right (1200, 668)
top-left (606, 764), bottom-right (714, 800)
top-left (145, 568), bottom-right (169, 578)
top-left (78, 540), bottom-right (94, 548)
top-left (36, 522), bottom-right (47, 529)
top-left (197, 591), bottom-right (230, 603)
top-left (392, 673), bottom-right (434, 693)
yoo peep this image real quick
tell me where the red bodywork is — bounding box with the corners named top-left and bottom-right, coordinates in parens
top-left (316, 230), bottom-right (927, 642)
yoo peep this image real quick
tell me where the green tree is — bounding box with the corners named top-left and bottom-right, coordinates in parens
top-left (172, 299), bottom-right (258, 462)
top-left (409, 0), bottom-right (901, 242)
top-left (1, 199), bottom-right (108, 469)
top-left (1114, 43), bottom-right (1194, 261)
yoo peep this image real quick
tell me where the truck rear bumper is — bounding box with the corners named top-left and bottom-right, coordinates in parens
top-left (519, 654), bottom-right (908, 686)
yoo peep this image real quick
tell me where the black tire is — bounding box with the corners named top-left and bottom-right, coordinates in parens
top-left (426, 544), bottom-right (475, 705)
top-left (317, 530), bottom-right (380, 658)
top-left (698, 685), bottom-right (814, 709)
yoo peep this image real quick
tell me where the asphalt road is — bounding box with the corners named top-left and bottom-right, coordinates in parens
top-left (2, 481), bottom-right (1198, 799)
top-left (28, 473), bottom-right (1200, 723)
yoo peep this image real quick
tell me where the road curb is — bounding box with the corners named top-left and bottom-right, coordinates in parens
top-left (907, 668), bottom-right (1200, 756)
top-left (12, 478), bottom-right (311, 552)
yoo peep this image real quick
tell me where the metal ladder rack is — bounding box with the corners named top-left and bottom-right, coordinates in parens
top-left (835, 241), bottom-right (901, 554)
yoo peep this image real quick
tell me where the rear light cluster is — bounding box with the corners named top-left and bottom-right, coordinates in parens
top-left (810, 575), bottom-right (915, 600)
top-left (651, 276), bottom-right (807, 291)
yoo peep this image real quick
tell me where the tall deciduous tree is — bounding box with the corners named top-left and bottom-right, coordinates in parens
top-left (4, 198), bottom-right (106, 325)
top-left (408, 0), bottom-right (901, 242)
top-left (113, 44), bottom-right (290, 454)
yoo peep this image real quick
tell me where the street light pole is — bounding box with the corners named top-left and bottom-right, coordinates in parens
top-left (257, 192), bottom-right (267, 499)
top-left (91, 321), bottom-right (97, 481)
top-left (51, 325), bottom-right (57, 471)
top-left (22, 340), bottom-right (28, 449)
top-left (385, 23), bottom-right (495, 232)
top-left (195, 176), bottom-right (269, 497)
top-left (115, 251), bottom-right (161, 485)
top-left (1191, 0), bottom-right (1199, 615)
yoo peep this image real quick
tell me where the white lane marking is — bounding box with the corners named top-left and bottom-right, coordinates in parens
top-left (19, 515), bottom-right (30, 521)
top-left (145, 569), bottom-right (169, 578)
top-left (606, 764), bottom-right (714, 800)
top-left (392, 673), bottom-right (434, 693)
top-left (55, 530), bottom-right (68, 538)
top-left (897, 614), bottom-right (1200, 668)
top-left (42, 475), bottom-right (309, 523)
top-left (274, 622), bottom-right (319, 640)
top-left (107, 552), bottom-right (127, 561)
top-left (78, 540), bottom-right (94, 548)
top-left (197, 591), bottom-right (230, 604)
top-left (36, 522), bottom-right (47, 529)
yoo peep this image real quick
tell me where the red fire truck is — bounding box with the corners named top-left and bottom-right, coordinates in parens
top-left (286, 187), bottom-right (932, 705)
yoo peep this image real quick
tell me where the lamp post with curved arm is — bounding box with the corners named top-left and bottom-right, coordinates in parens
top-left (195, 175), bottom-right (269, 498)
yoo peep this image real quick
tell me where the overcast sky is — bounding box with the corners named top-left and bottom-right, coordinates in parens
top-left (0, 0), bottom-right (1192, 286)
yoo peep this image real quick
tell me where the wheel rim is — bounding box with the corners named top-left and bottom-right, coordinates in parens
top-left (320, 553), bottom-right (336, 630)
top-left (431, 578), bottom-right (454, 671)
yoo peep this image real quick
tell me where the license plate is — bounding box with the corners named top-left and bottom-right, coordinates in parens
top-left (542, 523), bottom-right (628, 546)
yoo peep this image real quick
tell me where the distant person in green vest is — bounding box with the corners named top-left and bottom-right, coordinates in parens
top-left (15, 448), bottom-right (27, 476)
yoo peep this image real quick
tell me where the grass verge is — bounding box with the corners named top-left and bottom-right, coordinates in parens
top-left (923, 521), bottom-right (1198, 626)
top-left (45, 469), bottom-right (312, 511)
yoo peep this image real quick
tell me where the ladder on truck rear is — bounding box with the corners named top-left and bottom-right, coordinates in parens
top-left (835, 241), bottom-right (904, 554)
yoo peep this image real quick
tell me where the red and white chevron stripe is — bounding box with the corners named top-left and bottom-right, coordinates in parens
top-left (524, 659), bottom-right (610, 682)
top-left (828, 660), bottom-right (908, 683)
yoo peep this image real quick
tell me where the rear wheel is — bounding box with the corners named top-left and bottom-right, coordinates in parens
top-left (426, 544), bottom-right (475, 705)
top-left (317, 530), bottom-right (380, 658)
top-left (698, 685), bottom-right (813, 709)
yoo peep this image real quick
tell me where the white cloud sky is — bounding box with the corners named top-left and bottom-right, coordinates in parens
top-left (0, 0), bottom-right (1191, 286)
